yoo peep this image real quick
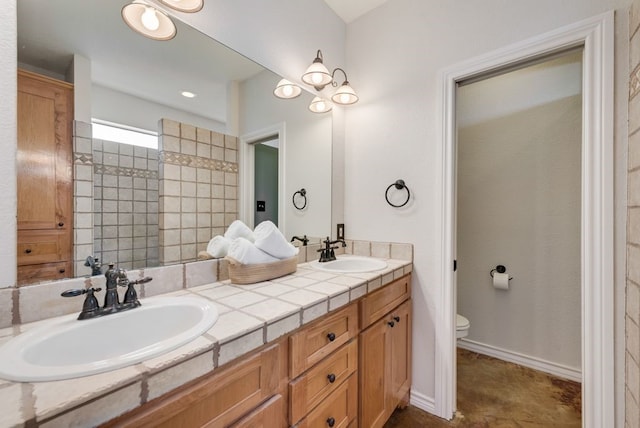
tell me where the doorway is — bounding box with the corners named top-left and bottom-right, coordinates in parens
top-left (239, 123), bottom-right (286, 231)
top-left (435, 13), bottom-right (614, 427)
top-left (454, 49), bottom-right (583, 420)
top-left (254, 137), bottom-right (279, 226)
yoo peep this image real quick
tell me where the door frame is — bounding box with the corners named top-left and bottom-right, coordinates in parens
top-left (435, 12), bottom-right (614, 427)
top-left (239, 122), bottom-right (286, 230)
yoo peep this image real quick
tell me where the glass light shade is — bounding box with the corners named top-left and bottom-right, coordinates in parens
top-left (273, 79), bottom-right (302, 99)
top-left (122, 1), bottom-right (176, 41)
top-left (331, 82), bottom-right (359, 105)
top-left (302, 62), bottom-right (332, 90)
top-left (158, 0), bottom-right (204, 13)
top-left (308, 96), bottom-right (333, 113)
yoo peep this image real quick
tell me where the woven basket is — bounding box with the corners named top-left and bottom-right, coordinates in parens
top-left (225, 256), bottom-right (298, 285)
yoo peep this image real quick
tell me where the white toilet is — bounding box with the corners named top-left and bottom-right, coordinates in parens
top-left (456, 314), bottom-right (470, 339)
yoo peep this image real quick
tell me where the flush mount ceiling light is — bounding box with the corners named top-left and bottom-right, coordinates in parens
top-left (273, 79), bottom-right (302, 99)
top-left (308, 96), bottom-right (333, 114)
top-left (158, 0), bottom-right (204, 13)
top-left (122, 0), bottom-right (176, 41)
top-left (181, 91), bottom-right (196, 98)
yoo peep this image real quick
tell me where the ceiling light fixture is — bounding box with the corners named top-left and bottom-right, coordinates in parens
top-left (122, 0), bottom-right (176, 41)
top-left (181, 91), bottom-right (196, 98)
top-left (273, 79), bottom-right (302, 99)
top-left (158, 0), bottom-right (204, 13)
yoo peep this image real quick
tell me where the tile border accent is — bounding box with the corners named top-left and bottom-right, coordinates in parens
top-left (160, 151), bottom-right (238, 173)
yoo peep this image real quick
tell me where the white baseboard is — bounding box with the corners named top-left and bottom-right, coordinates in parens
top-left (409, 390), bottom-right (436, 414)
top-left (457, 339), bottom-right (582, 383)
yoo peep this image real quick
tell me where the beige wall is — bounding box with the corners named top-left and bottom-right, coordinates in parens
top-left (457, 82), bottom-right (582, 371)
top-left (628, 2), bottom-right (640, 425)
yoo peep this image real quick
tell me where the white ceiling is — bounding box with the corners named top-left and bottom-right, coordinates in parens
top-left (17, 0), bottom-right (264, 125)
top-left (323, 0), bottom-right (390, 23)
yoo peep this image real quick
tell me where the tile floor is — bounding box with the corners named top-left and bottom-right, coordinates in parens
top-left (384, 349), bottom-right (581, 427)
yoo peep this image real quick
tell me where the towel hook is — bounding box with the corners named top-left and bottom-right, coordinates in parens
top-left (385, 179), bottom-right (410, 208)
top-left (292, 188), bottom-right (307, 210)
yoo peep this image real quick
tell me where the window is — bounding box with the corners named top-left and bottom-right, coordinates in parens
top-left (92, 119), bottom-right (158, 149)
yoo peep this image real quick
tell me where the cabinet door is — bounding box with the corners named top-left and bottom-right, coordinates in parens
top-left (359, 318), bottom-right (391, 428)
top-left (17, 70), bottom-right (73, 232)
top-left (389, 300), bottom-right (412, 410)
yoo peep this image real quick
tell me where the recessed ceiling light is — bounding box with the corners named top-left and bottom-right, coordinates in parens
top-left (181, 91), bottom-right (196, 98)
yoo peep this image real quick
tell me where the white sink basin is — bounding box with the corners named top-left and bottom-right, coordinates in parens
top-left (310, 256), bottom-right (388, 273)
top-left (0, 296), bottom-right (218, 382)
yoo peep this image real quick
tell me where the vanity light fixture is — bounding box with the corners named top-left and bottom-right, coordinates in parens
top-left (158, 0), bottom-right (204, 13)
top-left (273, 79), bottom-right (302, 99)
top-left (122, 0), bottom-right (176, 41)
top-left (330, 68), bottom-right (359, 105)
top-left (308, 96), bottom-right (333, 113)
top-left (302, 50), bottom-right (333, 90)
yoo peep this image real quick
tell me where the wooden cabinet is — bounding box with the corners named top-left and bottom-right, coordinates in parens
top-left (17, 69), bottom-right (74, 285)
top-left (102, 341), bottom-right (286, 428)
top-left (359, 276), bottom-right (412, 428)
top-left (289, 303), bottom-right (359, 427)
top-left (102, 274), bottom-right (412, 428)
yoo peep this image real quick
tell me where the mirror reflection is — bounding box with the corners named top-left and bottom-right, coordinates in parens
top-left (16, 0), bottom-right (332, 283)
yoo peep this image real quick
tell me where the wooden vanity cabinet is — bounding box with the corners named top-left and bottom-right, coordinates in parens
top-left (359, 276), bottom-right (412, 428)
top-left (102, 341), bottom-right (287, 428)
top-left (17, 69), bottom-right (74, 285)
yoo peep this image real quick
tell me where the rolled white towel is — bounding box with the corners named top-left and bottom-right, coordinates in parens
top-left (227, 237), bottom-right (279, 264)
top-left (224, 220), bottom-right (255, 242)
top-left (253, 220), bottom-right (299, 259)
top-left (206, 235), bottom-right (231, 258)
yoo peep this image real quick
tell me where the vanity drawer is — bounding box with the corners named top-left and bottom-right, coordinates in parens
top-left (289, 339), bottom-right (358, 425)
top-left (17, 229), bottom-right (70, 265)
top-left (360, 274), bottom-right (411, 329)
top-left (293, 373), bottom-right (357, 428)
top-left (18, 261), bottom-right (71, 285)
top-left (289, 303), bottom-right (358, 379)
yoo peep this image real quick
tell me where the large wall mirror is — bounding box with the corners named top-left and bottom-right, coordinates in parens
top-left (17, 0), bottom-right (332, 281)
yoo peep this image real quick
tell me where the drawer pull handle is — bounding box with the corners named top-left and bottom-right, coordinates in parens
top-left (388, 321), bottom-right (395, 328)
top-left (25, 249), bottom-right (32, 254)
top-left (327, 417), bottom-right (336, 427)
top-left (58, 222), bottom-right (64, 227)
top-left (59, 269), bottom-right (66, 274)
top-left (327, 373), bottom-right (336, 383)
top-left (393, 316), bottom-right (400, 322)
top-left (327, 332), bottom-right (336, 342)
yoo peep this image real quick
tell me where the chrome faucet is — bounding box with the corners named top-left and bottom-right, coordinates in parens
top-left (61, 263), bottom-right (152, 320)
top-left (317, 237), bottom-right (347, 262)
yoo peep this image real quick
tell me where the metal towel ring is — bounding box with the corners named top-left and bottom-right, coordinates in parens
top-left (292, 188), bottom-right (307, 210)
top-left (385, 179), bottom-right (410, 208)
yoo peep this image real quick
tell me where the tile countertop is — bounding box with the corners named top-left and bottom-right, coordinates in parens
top-left (0, 256), bottom-right (412, 428)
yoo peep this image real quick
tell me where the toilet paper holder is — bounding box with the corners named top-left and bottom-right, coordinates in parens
top-left (489, 265), bottom-right (513, 280)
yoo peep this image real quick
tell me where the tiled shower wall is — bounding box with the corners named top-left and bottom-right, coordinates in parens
top-left (158, 119), bottom-right (239, 265)
top-left (628, 3), bottom-right (640, 426)
top-left (92, 140), bottom-right (159, 270)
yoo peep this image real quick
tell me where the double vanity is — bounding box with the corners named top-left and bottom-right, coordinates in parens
top-left (0, 245), bottom-right (412, 427)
